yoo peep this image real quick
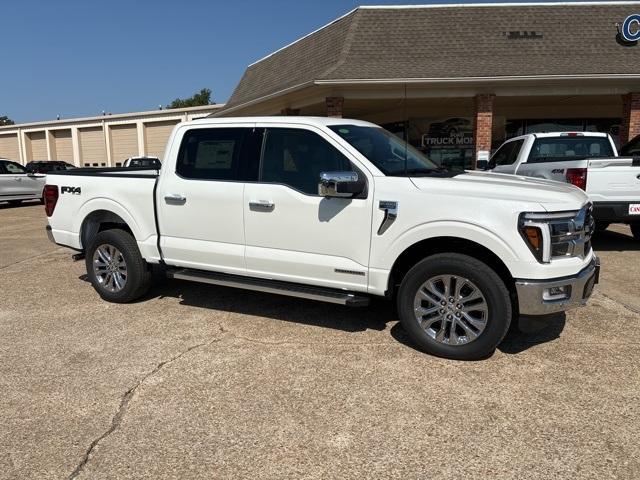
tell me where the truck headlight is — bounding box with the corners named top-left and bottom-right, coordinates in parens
top-left (519, 205), bottom-right (594, 264)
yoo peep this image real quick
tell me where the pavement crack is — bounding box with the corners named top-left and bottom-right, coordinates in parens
top-left (0, 247), bottom-right (64, 271)
top-left (67, 335), bottom-right (223, 480)
top-left (598, 292), bottom-right (640, 315)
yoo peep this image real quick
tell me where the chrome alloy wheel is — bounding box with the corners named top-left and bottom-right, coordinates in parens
top-left (93, 244), bottom-right (127, 293)
top-left (413, 275), bottom-right (488, 346)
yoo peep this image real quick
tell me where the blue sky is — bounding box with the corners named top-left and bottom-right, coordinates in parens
top-left (1, 0), bottom-right (611, 123)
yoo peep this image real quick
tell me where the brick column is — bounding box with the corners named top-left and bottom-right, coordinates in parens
top-left (279, 107), bottom-right (300, 116)
top-left (326, 97), bottom-right (344, 118)
top-left (473, 93), bottom-right (495, 168)
top-left (620, 92), bottom-right (640, 145)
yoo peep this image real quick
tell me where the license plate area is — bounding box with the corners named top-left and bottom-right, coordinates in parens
top-left (629, 204), bottom-right (640, 215)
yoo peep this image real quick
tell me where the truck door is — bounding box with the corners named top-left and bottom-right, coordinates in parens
top-left (243, 125), bottom-right (374, 292)
top-left (156, 124), bottom-right (261, 274)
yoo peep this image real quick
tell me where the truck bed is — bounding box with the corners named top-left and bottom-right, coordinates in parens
top-left (45, 167), bottom-right (161, 262)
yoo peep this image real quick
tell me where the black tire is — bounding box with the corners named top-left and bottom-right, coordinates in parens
top-left (631, 223), bottom-right (640, 241)
top-left (397, 253), bottom-right (512, 360)
top-left (8, 200), bottom-right (22, 206)
top-left (595, 221), bottom-right (610, 232)
top-left (85, 229), bottom-right (152, 303)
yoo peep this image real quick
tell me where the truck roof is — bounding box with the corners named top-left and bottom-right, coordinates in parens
top-left (187, 116), bottom-right (379, 128)
top-left (509, 131), bottom-right (610, 141)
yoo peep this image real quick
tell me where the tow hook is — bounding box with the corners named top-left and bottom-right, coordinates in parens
top-left (72, 252), bottom-right (85, 262)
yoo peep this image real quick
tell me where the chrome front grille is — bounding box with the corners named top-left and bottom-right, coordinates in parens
top-left (549, 203), bottom-right (593, 260)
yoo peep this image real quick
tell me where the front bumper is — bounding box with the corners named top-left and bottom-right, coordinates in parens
top-left (515, 256), bottom-right (600, 316)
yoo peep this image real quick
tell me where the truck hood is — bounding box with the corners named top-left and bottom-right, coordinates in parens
top-left (410, 171), bottom-right (588, 212)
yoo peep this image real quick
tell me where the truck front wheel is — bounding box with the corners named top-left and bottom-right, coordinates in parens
top-left (85, 229), bottom-right (152, 303)
top-left (397, 253), bottom-right (512, 360)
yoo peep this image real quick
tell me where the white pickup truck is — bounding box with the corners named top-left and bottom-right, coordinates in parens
top-left (44, 117), bottom-right (599, 360)
top-left (487, 132), bottom-right (640, 239)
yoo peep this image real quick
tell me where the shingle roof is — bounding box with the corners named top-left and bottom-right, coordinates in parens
top-left (224, 2), bottom-right (640, 110)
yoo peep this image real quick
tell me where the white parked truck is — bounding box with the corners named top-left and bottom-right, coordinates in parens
top-left (488, 132), bottom-right (640, 238)
top-left (44, 117), bottom-right (599, 360)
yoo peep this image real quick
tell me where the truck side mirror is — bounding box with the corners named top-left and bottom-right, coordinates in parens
top-left (318, 171), bottom-right (363, 198)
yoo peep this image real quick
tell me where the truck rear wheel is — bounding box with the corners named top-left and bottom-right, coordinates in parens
top-left (397, 253), bottom-right (512, 360)
top-left (631, 223), bottom-right (640, 241)
top-left (85, 229), bottom-right (152, 303)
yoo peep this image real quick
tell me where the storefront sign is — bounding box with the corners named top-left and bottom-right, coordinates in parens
top-left (621, 14), bottom-right (640, 42)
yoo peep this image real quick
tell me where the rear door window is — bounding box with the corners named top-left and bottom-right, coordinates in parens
top-left (176, 127), bottom-right (261, 181)
top-left (527, 137), bottom-right (614, 163)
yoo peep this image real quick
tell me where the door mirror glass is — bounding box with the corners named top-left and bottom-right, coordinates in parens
top-left (318, 171), bottom-right (362, 198)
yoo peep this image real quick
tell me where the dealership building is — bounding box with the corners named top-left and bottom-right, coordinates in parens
top-left (217, 1), bottom-right (640, 168)
top-left (1, 1), bottom-right (639, 169)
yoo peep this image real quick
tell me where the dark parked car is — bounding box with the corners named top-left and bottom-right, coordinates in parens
top-left (620, 134), bottom-right (640, 157)
top-left (25, 161), bottom-right (75, 174)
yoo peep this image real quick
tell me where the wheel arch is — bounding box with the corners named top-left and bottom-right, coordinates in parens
top-left (387, 236), bottom-right (516, 298)
top-left (80, 209), bottom-right (134, 250)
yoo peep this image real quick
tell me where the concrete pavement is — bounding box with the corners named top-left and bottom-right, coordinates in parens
top-left (1, 204), bottom-right (639, 479)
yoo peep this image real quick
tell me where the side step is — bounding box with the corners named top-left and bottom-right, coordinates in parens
top-left (166, 268), bottom-right (370, 307)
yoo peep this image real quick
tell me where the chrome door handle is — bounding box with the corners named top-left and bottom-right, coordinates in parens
top-left (164, 194), bottom-right (186, 205)
top-left (249, 200), bottom-right (275, 211)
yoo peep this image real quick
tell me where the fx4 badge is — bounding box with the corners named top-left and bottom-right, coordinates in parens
top-left (61, 186), bottom-right (81, 195)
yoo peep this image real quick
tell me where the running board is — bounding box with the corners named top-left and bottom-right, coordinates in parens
top-left (166, 268), bottom-right (370, 307)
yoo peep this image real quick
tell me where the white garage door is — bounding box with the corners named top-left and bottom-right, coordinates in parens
top-left (110, 124), bottom-right (139, 165)
top-left (28, 131), bottom-right (47, 160)
top-left (53, 130), bottom-right (73, 163)
top-left (145, 120), bottom-right (179, 158)
top-left (79, 127), bottom-right (107, 166)
top-left (0, 134), bottom-right (20, 162)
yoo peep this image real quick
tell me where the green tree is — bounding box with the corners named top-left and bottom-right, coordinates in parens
top-left (167, 88), bottom-right (213, 109)
top-left (0, 115), bottom-right (15, 126)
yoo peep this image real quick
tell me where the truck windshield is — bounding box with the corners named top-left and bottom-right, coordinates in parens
top-left (329, 125), bottom-right (441, 176)
top-left (528, 137), bottom-right (614, 163)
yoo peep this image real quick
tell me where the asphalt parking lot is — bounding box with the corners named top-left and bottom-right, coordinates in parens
top-left (1, 202), bottom-right (639, 480)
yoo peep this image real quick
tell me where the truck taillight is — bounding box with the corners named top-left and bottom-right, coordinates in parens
top-left (44, 185), bottom-right (59, 217)
top-left (566, 168), bottom-right (587, 190)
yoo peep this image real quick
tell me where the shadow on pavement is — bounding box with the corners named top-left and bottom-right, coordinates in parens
top-left (499, 313), bottom-right (566, 354)
top-left (389, 313), bottom-right (566, 359)
top-left (0, 199), bottom-right (41, 210)
top-left (592, 228), bottom-right (639, 252)
top-left (145, 276), bottom-right (393, 333)
top-left (79, 273), bottom-right (565, 351)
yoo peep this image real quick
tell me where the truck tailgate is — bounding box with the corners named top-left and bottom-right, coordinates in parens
top-left (587, 157), bottom-right (640, 202)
